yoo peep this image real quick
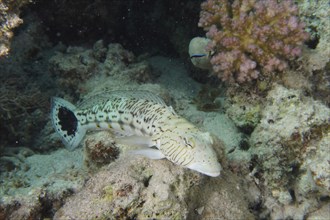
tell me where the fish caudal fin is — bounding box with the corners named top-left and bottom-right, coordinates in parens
top-left (51, 97), bottom-right (86, 150)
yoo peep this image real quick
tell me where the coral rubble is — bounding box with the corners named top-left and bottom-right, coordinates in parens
top-left (198, 0), bottom-right (309, 83)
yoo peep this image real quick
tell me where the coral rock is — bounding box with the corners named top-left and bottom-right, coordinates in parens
top-left (84, 131), bottom-right (120, 170)
top-left (250, 85), bottom-right (329, 190)
top-left (0, 0), bottom-right (30, 56)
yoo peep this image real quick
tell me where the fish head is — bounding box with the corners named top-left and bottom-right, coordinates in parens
top-left (186, 132), bottom-right (221, 177)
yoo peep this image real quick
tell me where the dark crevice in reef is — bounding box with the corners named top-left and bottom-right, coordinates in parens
top-left (29, 0), bottom-right (204, 57)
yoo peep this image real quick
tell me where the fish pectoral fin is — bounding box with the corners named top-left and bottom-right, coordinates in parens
top-left (115, 135), bottom-right (154, 147)
top-left (129, 148), bottom-right (165, 160)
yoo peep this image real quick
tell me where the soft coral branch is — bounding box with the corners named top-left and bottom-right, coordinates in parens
top-left (199, 0), bottom-right (309, 83)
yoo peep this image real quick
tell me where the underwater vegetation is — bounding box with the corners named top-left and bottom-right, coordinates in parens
top-left (0, 75), bottom-right (48, 146)
top-left (0, 13), bottom-right (53, 149)
top-left (198, 0), bottom-right (309, 83)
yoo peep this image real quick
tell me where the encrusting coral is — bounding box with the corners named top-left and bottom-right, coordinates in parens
top-left (198, 0), bottom-right (309, 83)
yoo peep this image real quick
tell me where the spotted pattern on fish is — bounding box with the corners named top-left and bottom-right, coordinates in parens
top-left (75, 97), bottom-right (173, 136)
top-left (51, 90), bottom-right (221, 177)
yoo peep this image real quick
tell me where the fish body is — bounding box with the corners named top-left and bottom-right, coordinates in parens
top-left (51, 91), bottom-right (221, 177)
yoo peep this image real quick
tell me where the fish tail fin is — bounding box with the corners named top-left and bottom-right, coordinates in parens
top-left (51, 97), bottom-right (86, 150)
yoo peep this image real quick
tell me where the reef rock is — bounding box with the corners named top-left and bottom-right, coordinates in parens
top-left (54, 137), bottom-right (254, 219)
top-left (248, 84), bottom-right (329, 219)
top-left (250, 84), bottom-right (329, 189)
top-left (54, 155), bottom-right (193, 219)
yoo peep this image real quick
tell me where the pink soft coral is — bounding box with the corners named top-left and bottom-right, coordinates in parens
top-left (198, 0), bottom-right (309, 83)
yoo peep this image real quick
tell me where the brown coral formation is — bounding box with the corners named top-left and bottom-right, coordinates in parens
top-left (198, 0), bottom-right (309, 83)
top-left (0, 0), bottom-right (29, 56)
top-left (84, 132), bottom-right (120, 170)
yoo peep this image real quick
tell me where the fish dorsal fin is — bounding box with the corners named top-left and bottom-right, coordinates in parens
top-left (108, 90), bottom-right (167, 106)
top-left (77, 90), bottom-right (167, 109)
top-left (107, 90), bottom-right (177, 115)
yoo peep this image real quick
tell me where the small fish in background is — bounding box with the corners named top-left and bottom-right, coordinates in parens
top-left (51, 90), bottom-right (221, 177)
